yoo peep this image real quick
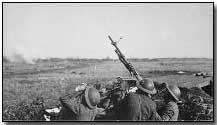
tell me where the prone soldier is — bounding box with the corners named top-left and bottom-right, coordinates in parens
top-left (157, 83), bottom-right (181, 121)
top-left (58, 86), bottom-right (101, 121)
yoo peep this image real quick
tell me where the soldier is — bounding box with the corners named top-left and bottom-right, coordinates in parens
top-left (58, 86), bottom-right (101, 121)
top-left (118, 78), bottom-right (162, 121)
top-left (157, 84), bottom-right (181, 121)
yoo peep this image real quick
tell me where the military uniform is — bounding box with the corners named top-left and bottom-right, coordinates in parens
top-left (58, 91), bottom-right (97, 121)
top-left (158, 101), bottom-right (179, 121)
top-left (119, 93), bottom-right (161, 121)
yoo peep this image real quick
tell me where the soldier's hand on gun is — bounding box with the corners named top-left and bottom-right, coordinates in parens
top-left (162, 82), bottom-right (168, 88)
top-left (128, 63), bottom-right (135, 71)
top-left (75, 83), bottom-right (87, 91)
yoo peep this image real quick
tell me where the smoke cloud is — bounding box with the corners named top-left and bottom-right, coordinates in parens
top-left (4, 53), bottom-right (36, 64)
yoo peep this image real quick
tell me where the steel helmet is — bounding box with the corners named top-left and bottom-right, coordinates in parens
top-left (166, 85), bottom-right (181, 102)
top-left (136, 78), bottom-right (156, 94)
top-left (84, 87), bottom-right (101, 109)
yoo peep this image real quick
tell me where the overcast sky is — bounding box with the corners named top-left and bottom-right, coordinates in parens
top-left (3, 3), bottom-right (213, 60)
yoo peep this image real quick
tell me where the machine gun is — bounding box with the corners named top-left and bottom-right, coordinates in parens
top-left (108, 35), bottom-right (143, 81)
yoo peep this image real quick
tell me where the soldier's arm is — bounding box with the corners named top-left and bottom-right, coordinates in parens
top-left (59, 92), bottom-right (82, 114)
top-left (159, 102), bottom-right (177, 121)
top-left (160, 109), bottom-right (174, 121)
top-left (152, 111), bottom-right (162, 121)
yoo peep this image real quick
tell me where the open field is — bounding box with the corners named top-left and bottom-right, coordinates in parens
top-left (3, 58), bottom-right (213, 113)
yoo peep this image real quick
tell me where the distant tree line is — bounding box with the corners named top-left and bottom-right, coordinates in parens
top-left (3, 56), bottom-right (212, 64)
top-left (3, 56), bottom-right (10, 63)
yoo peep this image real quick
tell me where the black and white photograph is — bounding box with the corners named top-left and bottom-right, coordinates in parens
top-left (2, 2), bottom-right (214, 121)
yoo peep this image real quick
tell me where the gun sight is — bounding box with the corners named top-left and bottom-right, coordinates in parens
top-left (108, 35), bottom-right (122, 46)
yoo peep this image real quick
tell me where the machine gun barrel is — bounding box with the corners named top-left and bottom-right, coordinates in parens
top-left (108, 36), bottom-right (125, 58)
top-left (108, 35), bottom-right (143, 81)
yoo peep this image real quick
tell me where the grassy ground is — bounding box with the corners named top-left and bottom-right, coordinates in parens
top-left (3, 58), bottom-right (213, 111)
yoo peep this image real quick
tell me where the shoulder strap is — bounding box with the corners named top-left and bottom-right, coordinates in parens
top-left (138, 95), bottom-right (142, 121)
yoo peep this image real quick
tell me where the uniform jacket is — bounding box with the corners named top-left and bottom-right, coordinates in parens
top-left (58, 91), bottom-right (97, 121)
top-left (119, 93), bottom-right (162, 121)
top-left (158, 101), bottom-right (179, 121)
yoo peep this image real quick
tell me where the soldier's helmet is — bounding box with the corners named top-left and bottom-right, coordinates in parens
top-left (84, 87), bottom-right (101, 109)
top-left (136, 78), bottom-right (156, 94)
top-left (166, 85), bottom-right (181, 102)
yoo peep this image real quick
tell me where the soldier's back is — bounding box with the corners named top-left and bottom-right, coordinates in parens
top-left (118, 93), bottom-right (160, 121)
